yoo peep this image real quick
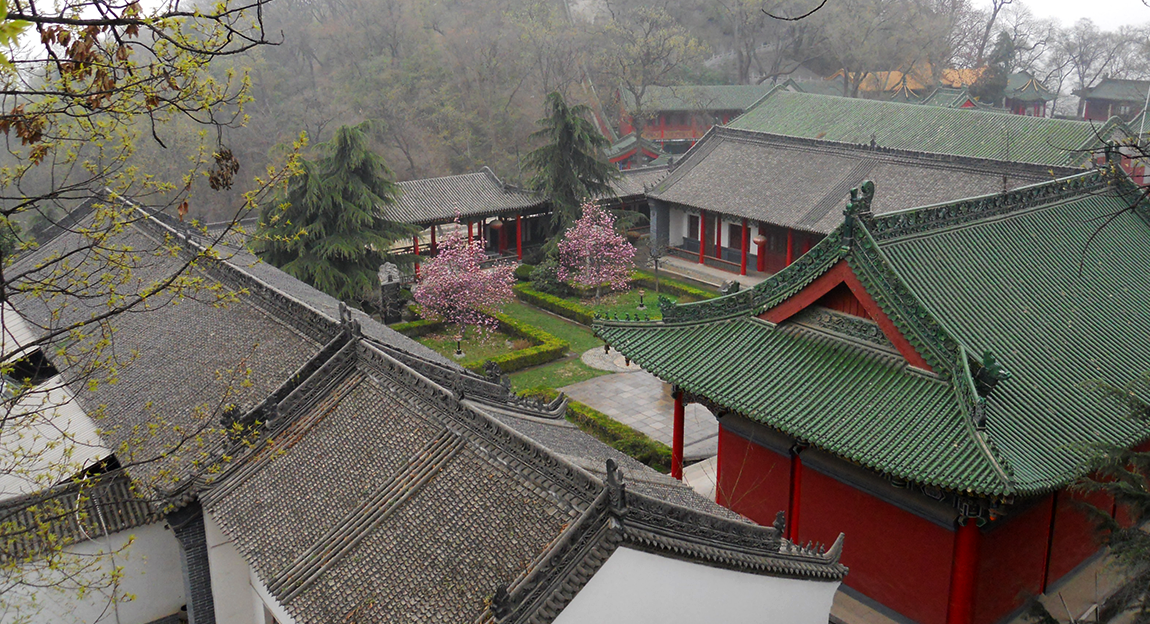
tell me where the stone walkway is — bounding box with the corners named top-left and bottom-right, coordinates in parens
top-left (580, 346), bottom-right (643, 373)
top-left (659, 255), bottom-right (768, 290)
top-left (560, 366), bottom-right (718, 460)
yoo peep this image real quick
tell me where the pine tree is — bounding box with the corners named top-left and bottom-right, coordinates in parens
top-left (1073, 375), bottom-right (1150, 622)
top-left (970, 32), bottom-right (1015, 107)
top-left (256, 123), bottom-right (418, 303)
top-left (524, 92), bottom-right (619, 232)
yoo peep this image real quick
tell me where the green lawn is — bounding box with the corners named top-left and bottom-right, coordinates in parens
top-left (416, 327), bottom-right (531, 363)
top-left (498, 301), bottom-right (613, 390)
top-left (562, 288), bottom-right (694, 321)
top-left (501, 301), bottom-right (601, 351)
top-left (509, 358), bottom-right (610, 391)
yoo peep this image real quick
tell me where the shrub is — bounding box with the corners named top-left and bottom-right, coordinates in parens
top-left (518, 387), bottom-right (672, 473)
top-left (513, 283), bottom-right (594, 325)
top-left (389, 318), bottom-right (445, 337)
top-left (514, 263), bottom-right (535, 282)
top-left (461, 312), bottom-right (569, 374)
top-left (529, 256), bottom-right (569, 296)
top-left (631, 269), bottom-right (718, 300)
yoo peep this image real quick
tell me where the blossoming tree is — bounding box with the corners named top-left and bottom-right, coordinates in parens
top-left (558, 203), bottom-right (637, 300)
top-left (415, 229), bottom-right (515, 355)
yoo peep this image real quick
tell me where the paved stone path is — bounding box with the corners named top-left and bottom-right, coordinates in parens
top-left (560, 365), bottom-right (718, 460)
top-left (581, 346), bottom-right (643, 373)
top-left (659, 255), bottom-right (768, 289)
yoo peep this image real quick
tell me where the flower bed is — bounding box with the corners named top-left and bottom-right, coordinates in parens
top-left (513, 283), bottom-right (595, 325)
top-left (391, 310), bottom-right (569, 374)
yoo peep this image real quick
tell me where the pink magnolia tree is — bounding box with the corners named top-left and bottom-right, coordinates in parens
top-left (558, 202), bottom-right (636, 300)
top-left (414, 228), bottom-right (514, 355)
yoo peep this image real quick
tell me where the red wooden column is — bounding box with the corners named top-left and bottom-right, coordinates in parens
top-left (756, 225), bottom-right (767, 272)
top-left (430, 225), bottom-right (437, 254)
top-left (785, 230), bottom-right (795, 266)
top-left (498, 221), bottom-right (507, 254)
top-left (516, 214), bottom-right (523, 261)
top-left (698, 210), bottom-right (706, 264)
top-left (946, 518), bottom-right (981, 624)
top-left (715, 217), bottom-right (723, 260)
top-left (671, 392), bottom-right (685, 480)
top-left (786, 445), bottom-right (804, 541)
top-left (467, 221), bottom-right (473, 244)
top-left (740, 218), bottom-right (749, 276)
top-left (413, 234), bottom-right (421, 279)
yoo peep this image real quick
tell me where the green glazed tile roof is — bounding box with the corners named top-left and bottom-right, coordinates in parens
top-left (727, 89), bottom-right (1128, 167)
top-left (597, 170), bottom-right (1150, 497)
top-left (604, 133), bottom-right (667, 159)
top-left (624, 85), bottom-right (774, 113)
top-left (876, 182), bottom-right (1150, 493)
top-left (596, 317), bottom-right (1008, 494)
top-left (1078, 78), bottom-right (1150, 103)
top-left (1005, 71), bottom-right (1054, 103)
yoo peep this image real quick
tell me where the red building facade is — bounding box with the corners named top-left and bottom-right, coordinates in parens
top-left (602, 171), bottom-right (1150, 624)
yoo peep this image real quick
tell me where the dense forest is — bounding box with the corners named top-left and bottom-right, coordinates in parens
top-left (11, 0), bottom-right (1150, 224)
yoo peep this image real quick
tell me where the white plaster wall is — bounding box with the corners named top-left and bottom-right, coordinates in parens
top-left (2, 521), bottom-right (185, 624)
top-left (203, 513), bottom-right (296, 624)
top-left (205, 513), bottom-right (257, 624)
top-left (668, 207), bottom-right (685, 247)
top-left (250, 570), bottom-right (296, 624)
top-left (552, 547), bottom-right (840, 624)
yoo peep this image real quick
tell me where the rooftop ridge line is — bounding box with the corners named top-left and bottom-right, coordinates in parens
top-left (865, 170), bottom-right (1110, 242)
top-left (711, 125), bottom-right (1079, 176)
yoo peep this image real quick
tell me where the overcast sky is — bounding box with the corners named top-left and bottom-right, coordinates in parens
top-left (973, 0), bottom-right (1150, 31)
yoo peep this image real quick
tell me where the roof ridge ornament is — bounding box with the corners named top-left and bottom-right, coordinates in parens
top-left (842, 180), bottom-right (876, 250)
top-left (605, 458), bottom-right (628, 516)
top-left (974, 350), bottom-right (1011, 399)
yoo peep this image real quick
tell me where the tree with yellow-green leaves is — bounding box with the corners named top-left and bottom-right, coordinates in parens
top-left (0, 0), bottom-right (292, 618)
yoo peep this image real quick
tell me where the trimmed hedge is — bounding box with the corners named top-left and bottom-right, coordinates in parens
top-left (631, 269), bottom-right (718, 300)
top-left (519, 387), bottom-right (671, 473)
top-left (394, 308), bottom-right (569, 374)
top-left (513, 283), bottom-right (594, 325)
top-left (513, 263), bottom-right (535, 282)
top-left (389, 318), bottom-right (444, 337)
top-left (462, 312), bottom-right (569, 375)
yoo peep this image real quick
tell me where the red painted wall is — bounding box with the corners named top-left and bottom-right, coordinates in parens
top-left (1047, 488), bottom-right (1110, 583)
top-left (797, 468), bottom-right (955, 624)
top-left (716, 426), bottom-right (790, 525)
top-left (815, 283), bottom-right (873, 319)
top-left (974, 497), bottom-right (1052, 624)
top-left (1083, 99), bottom-right (1111, 121)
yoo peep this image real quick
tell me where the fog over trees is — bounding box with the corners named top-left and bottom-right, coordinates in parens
top-left (6, 0), bottom-right (1149, 224)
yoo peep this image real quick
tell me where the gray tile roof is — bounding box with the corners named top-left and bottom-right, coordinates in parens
top-left (607, 165), bottom-right (671, 199)
top-left (200, 339), bottom-right (846, 623)
top-left (8, 199), bottom-right (846, 622)
top-left (649, 127), bottom-right (1071, 234)
top-left (6, 201), bottom-right (455, 491)
top-left (384, 167), bottom-right (547, 225)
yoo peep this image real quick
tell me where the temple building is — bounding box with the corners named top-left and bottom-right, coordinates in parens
top-left (386, 167), bottom-right (549, 261)
top-left (1076, 77), bottom-right (1150, 121)
top-left (618, 84), bottom-right (774, 151)
top-left (726, 88), bottom-right (1144, 188)
top-left (1, 199), bottom-right (848, 624)
top-left (646, 125), bottom-right (1075, 277)
top-left (597, 167), bottom-right (1150, 624)
top-left (1003, 71), bottom-right (1054, 116)
top-left (605, 133), bottom-right (671, 170)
